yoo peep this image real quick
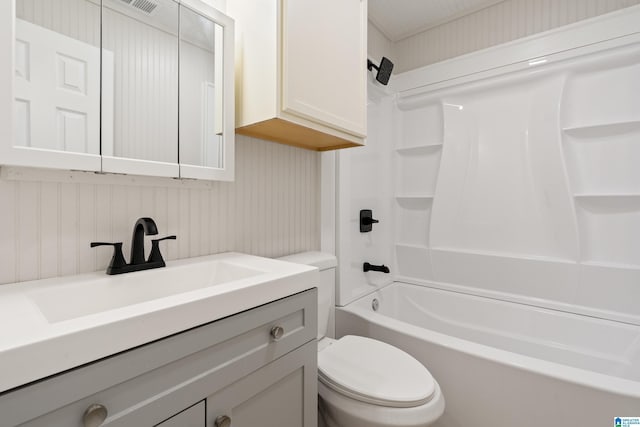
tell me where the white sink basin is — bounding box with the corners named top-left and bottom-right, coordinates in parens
top-left (0, 252), bottom-right (317, 393)
top-left (29, 260), bottom-right (265, 323)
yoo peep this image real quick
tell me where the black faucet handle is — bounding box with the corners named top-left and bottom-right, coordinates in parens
top-left (149, 235), bottom-right (177, 265)
top-left (152, 235), bottom-right (177, 243)
top-left (360, 209), bottom-right (380, 232)
top-left (90, 241), bottom-right (119, 248)
top-left (90, 242), bottom-right (127, 273)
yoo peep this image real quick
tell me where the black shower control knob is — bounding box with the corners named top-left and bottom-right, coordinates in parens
top-left (360, 209), bottom-right (380, 232)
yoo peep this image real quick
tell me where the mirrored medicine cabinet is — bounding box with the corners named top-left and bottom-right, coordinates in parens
top-left (0, 0), bottom-right (234, 181)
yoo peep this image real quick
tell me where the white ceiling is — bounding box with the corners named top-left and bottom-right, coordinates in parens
top-left (369, 0), bottom-right (505, 42)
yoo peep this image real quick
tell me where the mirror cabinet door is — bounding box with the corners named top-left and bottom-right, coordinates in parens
top-left (6, 0), bottom-right (232, 180)
top-left (101, 0), bottom-right (180, 177)
top-left (179, 4), bottom-right (232, 180)
top-left (12, 0), bottom-right (102, 170)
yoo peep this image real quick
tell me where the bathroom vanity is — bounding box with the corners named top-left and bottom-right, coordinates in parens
top-left (0, 253), bottom-right (318, 426)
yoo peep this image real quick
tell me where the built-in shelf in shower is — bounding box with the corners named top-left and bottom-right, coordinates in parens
top-left (397, 103), bottom-right (443, 150)
top-left (395, 244), bottom-right (432, 280)
top-left (395, 195), bottom-right (435, 200)
top-left (574, 195), bottom-right (640, 267)
top-left (562, 117), bottom-right (640, 195)
top-left (429, 247), bottom-right (575, 263)
top-left (563, 120), bottom-right (640, 138)
top-left (574, 193), bottom-right (640, 200)
top-left (394, 101), bottom-right (443, 283)
top-left (395, 197), bottom-right (432, 248)
top-left (395, 243), bottom-right (429, 250)
top-left (395, 148), bottom-right (441, 196)
top-left (580, 260), bottom-right (640, 270)
top-left (395, 143), bottom-right (443, 155)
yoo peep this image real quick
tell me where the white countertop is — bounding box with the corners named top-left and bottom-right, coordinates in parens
top-left (0, 252), bottom-right (317, 393)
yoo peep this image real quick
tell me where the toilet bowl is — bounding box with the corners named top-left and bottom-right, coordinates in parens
top-left (318, 335), bottom-right (444, 427)
top-left (279, 252), bottom-right (445, 427)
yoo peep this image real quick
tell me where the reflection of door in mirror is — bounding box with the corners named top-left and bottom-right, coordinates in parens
top-left (14, 0), bottom-right (101, 155)
top-left (102, 0), bottom-right (178, 165)
top-left (180, 5), bottom-right (224, 169)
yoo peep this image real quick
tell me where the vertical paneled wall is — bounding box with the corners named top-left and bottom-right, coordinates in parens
top-left (0, 136), bottom-right (321, 285)
top-left (391, 0), bottom-right (640, 73)
top-left (367, 21), bottom-right (395, 64)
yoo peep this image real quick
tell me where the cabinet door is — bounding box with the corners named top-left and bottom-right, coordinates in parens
top-left (100, 0), bottom-right (180, 178)
top-left (0, 0), bottom-right (102, 171)
top-left (207, 341), bottom-right (317, 427)
top-left (178, 2), bottom-right (235, 181)
top-left (281, 0), bottom-right (367, 138)
top-left (156, 401), bottom-right (205, 427)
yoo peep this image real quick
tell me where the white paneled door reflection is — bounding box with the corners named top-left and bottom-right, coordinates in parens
top-left (14, 19), bottom-right (101, 155)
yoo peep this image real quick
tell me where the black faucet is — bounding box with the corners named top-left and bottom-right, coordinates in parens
top-left (363, 262), bottom-right (390, 274)
top-left (130, 217), bottom-right (158, 265)
top-left (91, 217), bottom-right (176, 275)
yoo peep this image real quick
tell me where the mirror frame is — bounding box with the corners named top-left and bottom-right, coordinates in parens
top-left (0, 0), bottom-right (234, 181)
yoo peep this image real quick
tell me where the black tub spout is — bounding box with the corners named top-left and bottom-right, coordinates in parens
top-left (363, 262), bottom-right (390, 274)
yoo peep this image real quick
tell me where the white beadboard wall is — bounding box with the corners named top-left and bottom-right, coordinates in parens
top-left (367, 21), bottom-right (396, 65)
top-left (391, 0), bottom-right (640, 73)
top-left (0, 136), bottom-right (320, 286)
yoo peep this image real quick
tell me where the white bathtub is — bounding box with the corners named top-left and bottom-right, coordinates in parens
top-left (335, 282), bottom-right (640, 427)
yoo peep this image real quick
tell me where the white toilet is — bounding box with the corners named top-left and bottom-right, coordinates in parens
top-left (279, 252), bottom-right (445, 427)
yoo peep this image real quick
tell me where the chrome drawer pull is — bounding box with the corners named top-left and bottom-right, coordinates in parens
top-left (215, 415), bottom-right (231, 427)
top-left (83, 404), bottom-right (108, 427)
top-left (270, 325), bottom-right (284, 340)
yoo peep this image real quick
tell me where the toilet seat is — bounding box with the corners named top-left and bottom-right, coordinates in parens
top-left (318, 335), bottom-right (436, 408)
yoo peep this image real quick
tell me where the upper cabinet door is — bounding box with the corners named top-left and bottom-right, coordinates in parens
top-left (0, 0), bottom-right (102, 171)
top-left (228, 0), bottom-right (367, 151)
top-left (281, 0), bottom-right (367, 138)
top-left (179, 0), bottom-right (235, 181)
top-left (101, 0), bottom-right (180, 178)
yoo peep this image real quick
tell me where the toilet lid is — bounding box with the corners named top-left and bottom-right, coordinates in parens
top-left (318, 335), bottom-right (436, 408)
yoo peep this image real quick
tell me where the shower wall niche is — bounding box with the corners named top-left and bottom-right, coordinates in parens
top-left (390, 33), bottom-right (640, 325)
top-left (393, 102), bottom-right (443, 280)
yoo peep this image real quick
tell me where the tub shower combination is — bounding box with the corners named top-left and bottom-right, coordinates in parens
top-left (337, 283), bottom-right (640, 427)
top-left (337, 8), bottom-right (640, 427)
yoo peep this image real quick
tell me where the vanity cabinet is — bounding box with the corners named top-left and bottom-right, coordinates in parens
top-left (227, 0), bottom-right (367, 151)
top-left (157, 401), bottom-right (206, 427)
top-left (0, 0), bottom-right (235, 181)
top-left (0, 289), bottom-right (317, 427)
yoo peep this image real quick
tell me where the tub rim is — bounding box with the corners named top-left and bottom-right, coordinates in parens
top-left (338, 281), bottom-right (640, 399)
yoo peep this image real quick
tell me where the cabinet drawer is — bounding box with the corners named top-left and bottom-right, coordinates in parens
top-left (2, 289), bottom-right (317, 426)
top-left (207, 340), bottom-right (318, 427)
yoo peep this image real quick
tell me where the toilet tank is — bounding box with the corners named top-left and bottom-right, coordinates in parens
top-left (278, 252), bottom-right (337, 340)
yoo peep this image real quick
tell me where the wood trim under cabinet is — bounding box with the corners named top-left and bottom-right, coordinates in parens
top-left (236, 118), bottom-right (362, 151)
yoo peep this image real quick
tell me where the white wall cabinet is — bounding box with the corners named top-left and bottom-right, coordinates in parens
top-left (228, 0), bottom-right (367, 151)
top-left (0, 289), bottom-right (317, 427)
top-left (0, 0), bottom-right (235, 181)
